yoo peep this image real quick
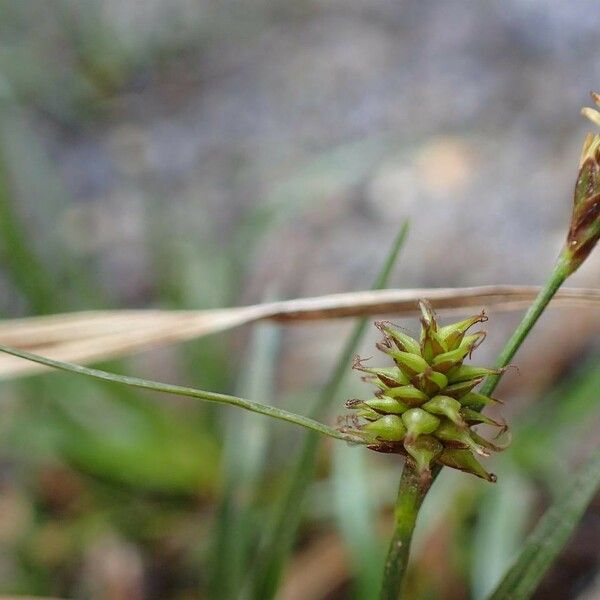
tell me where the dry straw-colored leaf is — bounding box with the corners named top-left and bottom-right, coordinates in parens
top-left (0, 285), bottom-right (598, 379)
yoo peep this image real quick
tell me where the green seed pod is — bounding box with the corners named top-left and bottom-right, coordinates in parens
top-left (421, 328), bottom-right (447, 362)
top-left (386, 349), bottom-right (429, 378)
top-left (419, 300), bottom-right (446, 361)
top-left (459, 331), bottom-right (486, 354)
top-left (437, 448), bottom-right (497, 482)
top-left (443, 378), bottom-right (484, 399)
top-left (343, 300), bottom-right (509, 482)
top-left (460, 407), bottom-right (504, 429)
top-left (446, 365), bottom-right (500, 384)
top-left (422, 396), bottom-right (466, 427)
top-left (438, 311), bottom-right (487, 350)
top-left (353, 358), bottom-right (409, 387)
top-left (384, 385), bottom-right (429, 407)
top-left (412, 368), bottom-right (448, 396)
top-left (434, 421), bottom-right (490, 457)
top-left (375, 322), bottom-right (422, 355)
top-left (404, 435), bottom-right (443, 478)
top-left (402, 408), bottom-right (440, 441)
top-left (364, 396), bottom-right (408, 415)
top-left (362, 414), bottom-right (407, 442)
top-left (356, 407), bottom-right (381, 421)
top-left (418, 299), bottom-right (438, 332)
top-left (459, 391), bottom-right (501, 408)
top-left (430, 345), bottom-right (472, 373)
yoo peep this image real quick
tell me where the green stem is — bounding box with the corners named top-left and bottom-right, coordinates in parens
top-left (479, 252), bottom-right (570, 397)
top-left (380, 466), bottom-right (431, 600)
top-left (0, 343), bottom-right (363, 444)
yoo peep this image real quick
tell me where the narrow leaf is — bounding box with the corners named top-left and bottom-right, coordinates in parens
top-left (332, 443), bottom-right (382, 600)
top-left (0, 343), bottom-right (361, 444)
top-left (487, 447), bottom-right (600, 600)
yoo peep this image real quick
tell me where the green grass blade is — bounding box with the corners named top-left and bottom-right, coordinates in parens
top-left (508, 355), bottom-right (600, 491)
top-left (0, 343), bottom-right (362, 444)
top-left (250, 220), bottom-right (409, 599)
top-left (0, 112), bottom-right (59, 314)
top-left (487, 446), bottom-right (600, 600)
top-left (470, 467), bottom-right (533, 600)
top-left (332, 442), bottom-right (382, 600)
top-left (210, 320), bottom-right (280, 599)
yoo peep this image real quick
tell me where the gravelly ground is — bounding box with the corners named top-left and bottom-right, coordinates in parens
top-left (52, 1), bottom-right (600, 291)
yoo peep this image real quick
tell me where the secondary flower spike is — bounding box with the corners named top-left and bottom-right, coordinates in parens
top-left (566, 92), bottom-right (600, 274)
top-left (341, 301), bottom-right (508, 482)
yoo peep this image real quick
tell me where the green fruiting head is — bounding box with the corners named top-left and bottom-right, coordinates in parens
top-left (342, 300), bottom-right (509, 481)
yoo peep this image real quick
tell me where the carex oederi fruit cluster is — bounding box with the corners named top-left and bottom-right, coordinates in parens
top-left (343, 300), bottom-right (508, 483)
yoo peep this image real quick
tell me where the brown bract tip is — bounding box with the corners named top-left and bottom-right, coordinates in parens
top-left (352, 355), bottom-right (372, 371)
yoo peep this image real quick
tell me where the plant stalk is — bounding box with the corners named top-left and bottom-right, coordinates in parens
top-left (380, 466), bottom-right (431, 600)
top-left (479, 251), bottom-right (571, 397)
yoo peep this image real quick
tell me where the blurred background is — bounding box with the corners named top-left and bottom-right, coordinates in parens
top-left (0, 1), bottom-right (599, 598)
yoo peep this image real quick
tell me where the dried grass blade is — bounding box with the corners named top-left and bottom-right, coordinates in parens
top-left (0, 286), bottom-right (598, 379)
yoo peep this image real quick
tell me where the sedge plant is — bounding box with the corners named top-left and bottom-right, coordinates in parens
top-left (375, 92), bottom-right (600, 599)
top-left (0, 95), bottom-right (599, 599)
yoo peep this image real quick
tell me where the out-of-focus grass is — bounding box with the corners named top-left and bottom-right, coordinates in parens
top-left (209, 317), bottom-right (280, 599)
top-left (332, 432), bottom-right (383, 600)
top-left (0, 102), bottom-right (220, 494)
top-left (0, 18), bottom-right (399, 593)
top-left (0, 9), bottom-right (236, 592)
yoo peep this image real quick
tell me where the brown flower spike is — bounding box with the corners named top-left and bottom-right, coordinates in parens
top-left (342, 301), bottom-right (508, 482)
top-left (566, 92), bottom-right (600, 274)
